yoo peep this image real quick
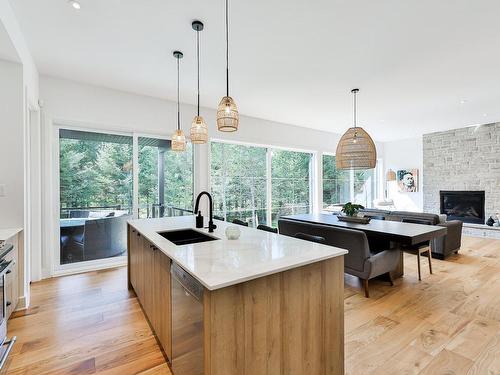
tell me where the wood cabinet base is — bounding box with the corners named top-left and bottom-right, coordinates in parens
top-left (204, 256), bottom-right (344, 375)
top-left (129, 225), bottom-right (345, 375)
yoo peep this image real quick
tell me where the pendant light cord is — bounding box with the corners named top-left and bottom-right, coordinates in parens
top-left (177, 56), bottom-right (180, 131)
top-left (225, 0), bottom-right (229, 97)
top-left (353, 89), bottom-right (358, 128)
top-left (197, 29), bottom-right (200, 116)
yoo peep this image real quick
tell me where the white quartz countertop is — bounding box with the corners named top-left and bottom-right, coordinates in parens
top-left (128, 216), bottom-right (347, 290)
top-left (0, 228), bottom-right (23, 241)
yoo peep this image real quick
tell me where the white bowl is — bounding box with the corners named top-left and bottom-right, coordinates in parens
top-left (225, 225), bottom-right (241, 240)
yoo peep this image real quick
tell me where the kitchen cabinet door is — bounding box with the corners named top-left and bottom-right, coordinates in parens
top-left (154, 250), bottom-right (172, 360)
top-left (142, 239), bottom-right (156, 326)
top-left (129, 228), bottom-right (139, 292)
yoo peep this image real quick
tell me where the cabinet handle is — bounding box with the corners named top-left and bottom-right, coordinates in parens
top-left (6, 270), bottom-right (11, 274)
top-left (6, 301), bottom-right (11, 307)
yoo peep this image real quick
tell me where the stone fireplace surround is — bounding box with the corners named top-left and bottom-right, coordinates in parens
top-left (423, 122), bottom-right (500, 238)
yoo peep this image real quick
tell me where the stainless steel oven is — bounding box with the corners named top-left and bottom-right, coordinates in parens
top-left (0, 258), bottom-right (16, 371)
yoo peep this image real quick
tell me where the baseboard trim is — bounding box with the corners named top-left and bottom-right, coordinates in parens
top-left (15, 295), bottom-right (28, 311)
top-left (52, 260), bottom-right (127, 278)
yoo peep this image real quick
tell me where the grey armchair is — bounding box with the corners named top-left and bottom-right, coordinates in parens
top-left (278, 219), bottom-right (400, 297)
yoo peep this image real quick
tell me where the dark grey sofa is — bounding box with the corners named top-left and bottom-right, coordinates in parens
top-left (278, 219), bottom-right (400, 297)
top-left (359, 209), bottom-right (463, 259)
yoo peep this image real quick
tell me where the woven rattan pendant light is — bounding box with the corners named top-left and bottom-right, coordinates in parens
top-left (190, 21), bottom-right (208, 144)
top-left (171, 51), bottom-right (186, 152)
top-left (336, 89), bottom-right (377, 169)
top-left (216, 0), bottom-right (239, 132)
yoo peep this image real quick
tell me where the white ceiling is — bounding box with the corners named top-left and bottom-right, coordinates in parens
top-left (9, 0), bottom-right (500, 141)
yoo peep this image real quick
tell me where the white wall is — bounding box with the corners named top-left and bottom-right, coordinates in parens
top-left (40, 75), bottom-right (342, 151)
top-left (0, 0), bottom-right (39, 105)
top-left (382, 137), bottom-right (423, 211)
top-left (0, 59), bottom-right (23, 227)
top-left (1, 1), bottom-right (41, 306)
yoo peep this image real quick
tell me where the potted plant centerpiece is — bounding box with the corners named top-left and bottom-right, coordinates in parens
top-left (341, 202), bottom-right (364, 217)
top-left (338, 202), bottom-right (371, 224)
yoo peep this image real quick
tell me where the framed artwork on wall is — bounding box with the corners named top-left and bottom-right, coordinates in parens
top-left (397, 169), bottom-right (419, 192)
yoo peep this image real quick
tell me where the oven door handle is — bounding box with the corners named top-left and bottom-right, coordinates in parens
top-left (0, 337), bottom-right (16, 371)
top-left (0, 261), bottom-right (13, 278)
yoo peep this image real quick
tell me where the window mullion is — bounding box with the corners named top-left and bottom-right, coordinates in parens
top-left (132, 134), bottom-right (139, 219)
top-left (266, 148), bottom-right (272, 226)
top-left (350, 169), bottom-right (355, 202)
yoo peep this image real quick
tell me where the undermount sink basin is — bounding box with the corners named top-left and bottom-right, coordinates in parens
top-left (158, 228), bottom-right (219, 246)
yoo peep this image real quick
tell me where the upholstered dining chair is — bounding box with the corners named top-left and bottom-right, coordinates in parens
top-left (257, 224), bottom-right (278, 234)
top-left (232, 219), bottom-right (248, 226)
top-left (278, 219), bottom-right (400, 298)
top-left (401, 218), bottom-right (433, 280)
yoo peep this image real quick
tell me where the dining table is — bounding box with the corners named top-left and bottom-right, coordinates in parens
top-left (282, 213), bottom-right (447, 278)
top-left (60, 218), bottom-right (88, 229)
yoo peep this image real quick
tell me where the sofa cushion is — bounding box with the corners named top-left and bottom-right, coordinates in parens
top-left (359, 208), bottom-right (391, 218)
top-left (389, 211), bottom-right (440, 225)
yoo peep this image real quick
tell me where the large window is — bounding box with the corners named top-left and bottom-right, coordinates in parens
top-left (322, 154), bottom-right (379, 210)
top-left (210, 142), bottom-right (312, 228)
top-left (59, 129), bottom-right (133, 265)
top-left (138, 137), bottom-right (193, 218)
top-left (271, 150), bottom-right (312, 225)
top-left (322, 155), bottom-right (350, 209)
top-left (353, 169), bottom-right (376, 208)
top-left (211, 142), bottom-right (267, 227)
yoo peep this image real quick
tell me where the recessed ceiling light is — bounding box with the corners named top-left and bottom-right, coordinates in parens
top-left (69, 0), bottom-right (81, 10)
top-left (460, 99), bottom-right (467, 105)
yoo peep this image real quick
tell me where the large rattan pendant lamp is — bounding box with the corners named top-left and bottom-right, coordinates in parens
top-left (190, 21), bottom-right (208, 144)
top-left (336, 89), bottom-right (377, 169)
top-left (171, 51), bottom-right (186, 152)
top-left (216, 0), bottom-right (239, 132)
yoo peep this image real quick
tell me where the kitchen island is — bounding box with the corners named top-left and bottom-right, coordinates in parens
top-left (128, 216), bottom-right (347, 375)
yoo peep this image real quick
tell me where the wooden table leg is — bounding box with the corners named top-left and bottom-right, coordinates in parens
top-left (417, 251), bottom-right (422, 281)
top-left (427, 242), bottom-right (434, 274)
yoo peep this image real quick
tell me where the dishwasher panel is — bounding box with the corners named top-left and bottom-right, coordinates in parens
top-left (171, 262), bottom-right (204, 375)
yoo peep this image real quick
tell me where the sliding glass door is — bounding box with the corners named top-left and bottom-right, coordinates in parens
top-left (58, 129), bottom-right (194, 270)
top-left (138, 137), bottom-right (193, 218)
top-left (59, 129), bottom-right (133, 265)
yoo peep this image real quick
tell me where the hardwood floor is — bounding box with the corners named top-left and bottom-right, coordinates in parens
top-left (4, 236), bottom-right (500, 374)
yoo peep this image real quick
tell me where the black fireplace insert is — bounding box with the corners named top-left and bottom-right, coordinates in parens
top-left (440, 191), bottom-right (485, 224)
